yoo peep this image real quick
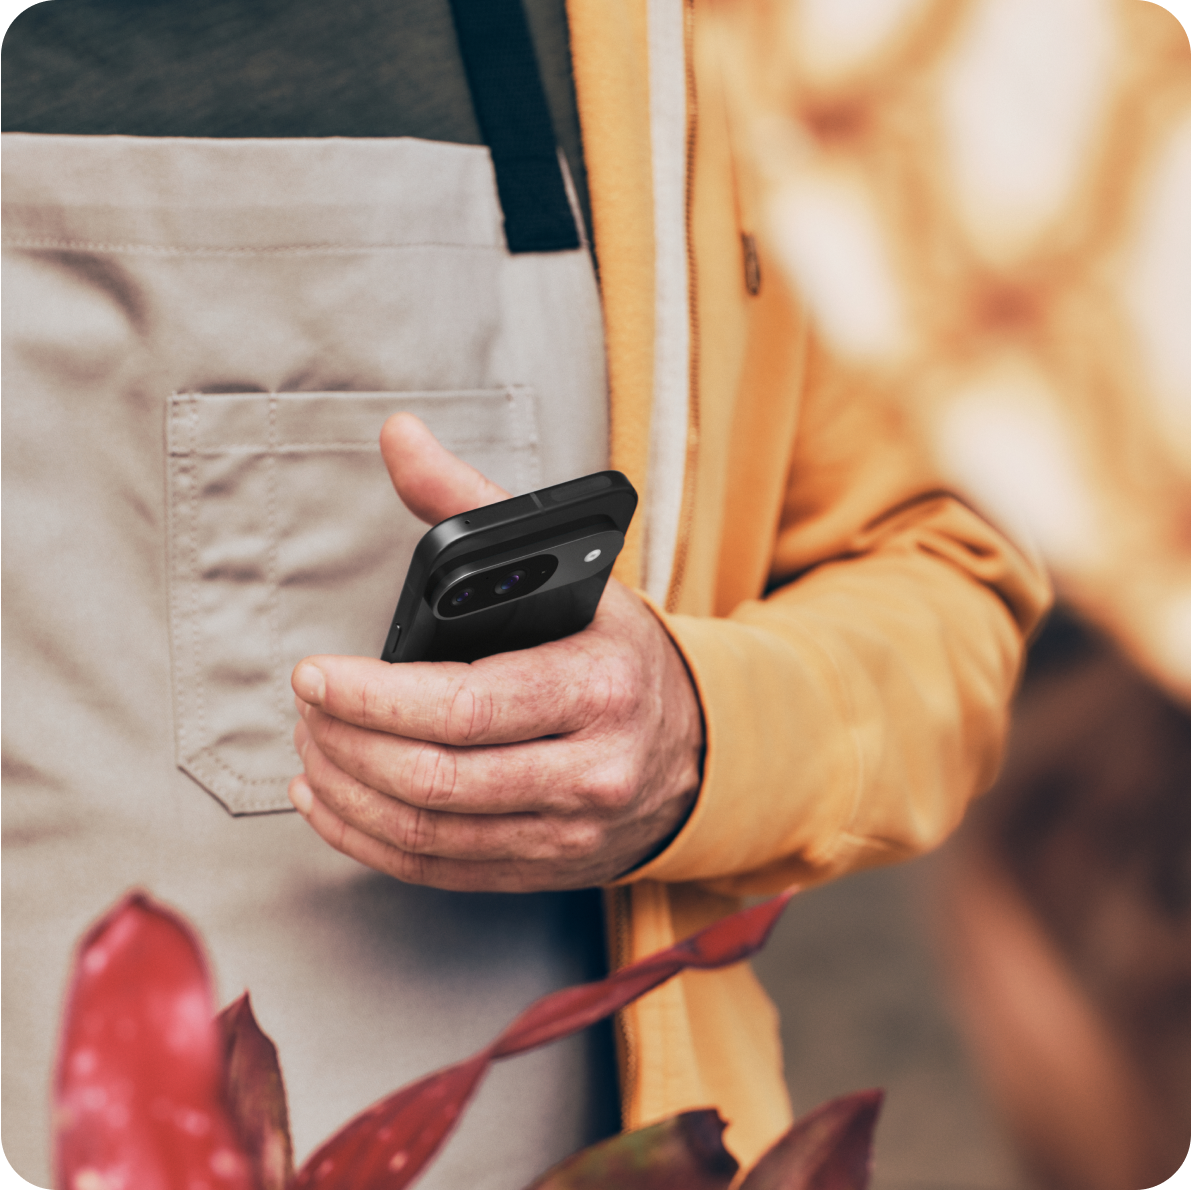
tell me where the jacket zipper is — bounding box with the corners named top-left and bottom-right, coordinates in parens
top-left (610, 885), bottom-right (637, 1127)
top-left (664, 0), bottom-right (701, 615)
top-left (614, 0), bottom-right (701, 1131)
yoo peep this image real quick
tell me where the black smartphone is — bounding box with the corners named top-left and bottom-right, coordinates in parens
top-left (381, 471), bottom-right (638, 663)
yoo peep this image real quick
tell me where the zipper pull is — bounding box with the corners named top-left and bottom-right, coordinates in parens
top-left (742, 233), bottom-right (761, 296)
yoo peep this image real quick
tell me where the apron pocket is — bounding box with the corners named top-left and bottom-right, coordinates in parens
top-left (166, 387), bottom-right (541, 815)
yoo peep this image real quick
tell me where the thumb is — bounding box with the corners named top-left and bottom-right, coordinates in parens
top-left (379, 412), bottom-right (510, 525)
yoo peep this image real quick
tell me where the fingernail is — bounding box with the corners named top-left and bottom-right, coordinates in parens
top-left (289, 776), bottom-right (313, 816)
top-left (293, 663), bottom-right (326, 705)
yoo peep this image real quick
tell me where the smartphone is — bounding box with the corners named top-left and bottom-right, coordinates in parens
top-left (381, 471), bottom-right (637, 663)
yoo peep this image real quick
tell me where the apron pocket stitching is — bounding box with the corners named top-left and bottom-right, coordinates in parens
top-left (266, 394), bottom-right (287, 740)
top-left (166, 387), bottom-right (542, 815)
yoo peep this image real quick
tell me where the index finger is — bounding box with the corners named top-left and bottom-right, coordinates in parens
top-left (291, 636), bottom-right (610, 745)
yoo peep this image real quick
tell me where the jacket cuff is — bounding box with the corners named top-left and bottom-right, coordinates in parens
top-left (612, 598), bottom-right (862, 888)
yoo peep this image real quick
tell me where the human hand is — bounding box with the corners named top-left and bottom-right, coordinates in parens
top-left (287, 413), bottom-right (704, 891)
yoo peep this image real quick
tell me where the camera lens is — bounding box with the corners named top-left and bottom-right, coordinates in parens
top-left (495, 569), bottom-right (526, 595)
top-left (451, 587), bottom-right (474, 606)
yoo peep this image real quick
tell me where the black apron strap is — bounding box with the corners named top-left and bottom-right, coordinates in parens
top-left (448, 0), bottom-right (581, 254)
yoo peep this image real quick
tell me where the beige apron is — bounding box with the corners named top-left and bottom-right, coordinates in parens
top-left (2, 132), bottom-right (615, 1186)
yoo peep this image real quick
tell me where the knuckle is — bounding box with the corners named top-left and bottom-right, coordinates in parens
top-left (585, 755), bottom-right (638, 812)
top-left (582, 657), bottom-right (637, 725)
top-left (441, 677), bottom-right (496, 745)
top-left (553, 818), bottom-right (603, 861)
top-left (573, 673), bottom-right (609, 724)
top-left (397, 805), bottom-right (439, 855)
top-left (406, 742), bottom-right (460, 808)
top-left (394, 847), bottom-right (432, 887)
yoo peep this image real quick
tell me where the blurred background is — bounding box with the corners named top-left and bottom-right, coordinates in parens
top-left (3, 1), bottom-right (1188, 1186)
top-left (719, 1), bottom-right (1191, 1187)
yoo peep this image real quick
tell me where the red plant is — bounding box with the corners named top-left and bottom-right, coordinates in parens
top-left (53, 890), bottom-right (882, 1190)
top-left (53, 895), bottom-right (255, 1190)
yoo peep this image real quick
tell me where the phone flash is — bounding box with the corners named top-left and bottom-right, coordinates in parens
top-left (584, 549), bottom-right (602, 563)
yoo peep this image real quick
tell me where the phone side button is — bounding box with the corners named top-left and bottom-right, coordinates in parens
top-left (384, 624), bottom-right (401, 660)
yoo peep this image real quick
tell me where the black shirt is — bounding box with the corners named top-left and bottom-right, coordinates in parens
top-left (2, 0), bottom-right (591, 233)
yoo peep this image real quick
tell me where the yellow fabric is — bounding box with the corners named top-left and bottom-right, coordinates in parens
top-left (566, 0), bottom-right (655, 586)
top-left (570, 0), bottom-right (1051, 1171)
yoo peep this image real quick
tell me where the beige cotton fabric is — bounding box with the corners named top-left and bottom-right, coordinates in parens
top-left (2, 133), bottom-right (612, 1186)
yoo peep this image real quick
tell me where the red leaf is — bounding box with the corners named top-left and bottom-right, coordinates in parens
top-left (294, 890), bottom-right (796, 1190)
top-left (292, 1055), bottom-right (489, 1190)
top-left (522, 1109), bottom-right (739, 1190)
top-left (54, 891), bottom-right (257, 1190)
top-left (493, 889), bottom-right (797, 1056)
top-left (740, 1090), bottom-right (884, 1190)
top-left (217, 994), bottom-right (295, 1190)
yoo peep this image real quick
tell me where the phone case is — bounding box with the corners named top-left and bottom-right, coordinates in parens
top-left (381, 471), bottom-right (638, 663)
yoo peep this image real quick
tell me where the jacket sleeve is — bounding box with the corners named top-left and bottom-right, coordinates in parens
top-left (620, 332), bottom-right (1052, 895)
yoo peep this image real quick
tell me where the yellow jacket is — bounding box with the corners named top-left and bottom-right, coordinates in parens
top-left (568, 0), bottom-right (1052, 1167)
